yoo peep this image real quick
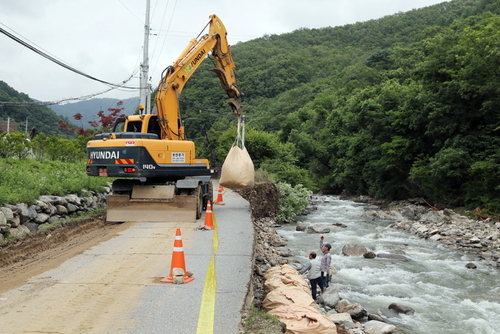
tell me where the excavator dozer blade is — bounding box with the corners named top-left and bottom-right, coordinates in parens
top-left (106, 194), bottom-right (198, 223)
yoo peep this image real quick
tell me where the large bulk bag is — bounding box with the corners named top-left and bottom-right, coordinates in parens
top-left (219, 145), bottom-right (254, 189)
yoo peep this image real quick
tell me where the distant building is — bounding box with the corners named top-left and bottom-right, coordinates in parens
top-left (0, 120), bottom-right (19, 133)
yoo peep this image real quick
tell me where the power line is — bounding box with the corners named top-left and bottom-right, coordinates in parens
top-left (0, 24), bottom-right (140, 90)
top-left (0, 67), bottom-right (140, 106)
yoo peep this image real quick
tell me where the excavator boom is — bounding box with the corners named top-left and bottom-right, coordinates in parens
top-left (155, 14), bottom-right (242, 140)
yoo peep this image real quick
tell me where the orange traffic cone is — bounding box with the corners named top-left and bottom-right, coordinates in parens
top-left (204, 200), bottom-right (214, 229)
top-left (214, 185), bottom-right (225, 205)
top-left (161, 228), bottom-right (195, 284)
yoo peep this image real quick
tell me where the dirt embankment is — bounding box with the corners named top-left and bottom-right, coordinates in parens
top-left (238, 182), bottom-right (280, 220)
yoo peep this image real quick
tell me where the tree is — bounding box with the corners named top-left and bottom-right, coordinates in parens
top-left (89, 101), bottom-right (126, 132)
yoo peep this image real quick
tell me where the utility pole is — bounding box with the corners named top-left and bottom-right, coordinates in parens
top-left (139, 0), bottom-right (151, 115)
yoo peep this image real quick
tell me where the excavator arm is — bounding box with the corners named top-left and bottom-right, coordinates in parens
top-left (155, 14), bottom-right (243, 141)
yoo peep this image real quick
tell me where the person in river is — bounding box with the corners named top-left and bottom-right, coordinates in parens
top-left (298, 251), bottom-right (323, 300)
top-left (320, 236), bottom-right (332, 289)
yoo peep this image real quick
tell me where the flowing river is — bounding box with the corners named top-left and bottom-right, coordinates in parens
top-left (276, 195), bottom-right (500, 334)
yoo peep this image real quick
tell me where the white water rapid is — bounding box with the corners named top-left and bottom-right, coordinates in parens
top-left (276, 195), bottom-right (500, 334)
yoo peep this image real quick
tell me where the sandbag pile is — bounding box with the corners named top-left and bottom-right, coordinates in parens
top-left (262, 264), bottom-right (337, 334)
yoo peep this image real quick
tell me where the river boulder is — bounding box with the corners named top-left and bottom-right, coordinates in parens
top-left (64, 194), bottom-right (81, 205)
top-left (35, 213), bottom-right (50, 224)
top-left (401, 205), bottom-right (418, 220)
top-left (363, 320), bottom-right (397, 334)
top-left (388, 303), bottom-right (415, 315)
top-left (27, 205), bottom-right (37, 219)
top-left (342, 244), bottom-right (368, 256)
top-left (276, 247), bottom-right (292, 257)
top-left (25, 222), bottom-right (39, 232)
top-left (296, 224), bottom-right (307, 231)
top-left (328, 313), bottom-right (355, 329)
top-left (67, 203), bottom-right (78, 213)
top-left (56, 205), bottom-right (69, 215)
top-left (363, 251), bottom-right (376, 258)
top-left (335, 299), bottom-right (367, 319)
top-left (307, 224), bottom-right (330, 234)
top-left (9, 224), bottom-right (30, 237)
top-left (318, 286), bottom-right (340, 308)
top-left (9, 215), bottom-right (20, 228)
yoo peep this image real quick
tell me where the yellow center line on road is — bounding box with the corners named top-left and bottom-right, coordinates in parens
top-left (196, 210), bottom-right (219, 334)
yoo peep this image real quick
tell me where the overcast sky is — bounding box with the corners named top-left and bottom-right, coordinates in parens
top-left (0, 0), bottom-right (448, 104)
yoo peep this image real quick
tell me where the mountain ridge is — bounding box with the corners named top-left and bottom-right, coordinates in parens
top-left (48, 97), bottom-right (140, 129)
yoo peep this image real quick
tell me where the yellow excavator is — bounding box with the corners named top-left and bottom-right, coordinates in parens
top-left (86, 14), bottom-right (242, 222)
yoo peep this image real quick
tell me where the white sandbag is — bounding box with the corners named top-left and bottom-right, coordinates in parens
top-left (264, 264), bottom-right (298, 280)
top-left (219, 145), bottom-right (254, 189)
top-left (264, 265), bottom-right (310, 295)
top-left (268, 304), bottom-right (337, 334)
top-left (262, 285), bottom-right (316, 311)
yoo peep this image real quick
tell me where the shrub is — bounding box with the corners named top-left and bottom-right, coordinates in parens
top-left (0, 132), bottom-right (33, 159)
top-left (276, 182), bottom-right (312, 223)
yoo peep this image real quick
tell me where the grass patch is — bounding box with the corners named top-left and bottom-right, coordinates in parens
top-left (240, 306), bottom-right (284, 334)
top-left (0, 159), bottom-right (111, 205)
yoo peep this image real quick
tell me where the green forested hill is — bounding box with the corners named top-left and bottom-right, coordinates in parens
top-left (180, 0), bottom-right (500, 211)
top-left (0, 81), bottom-right (72, 137)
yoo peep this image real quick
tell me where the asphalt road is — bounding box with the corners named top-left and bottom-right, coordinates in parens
top-left (127, 188), bottom-right (254, 334)
top-left (0, 187), bottom-right (253, 334)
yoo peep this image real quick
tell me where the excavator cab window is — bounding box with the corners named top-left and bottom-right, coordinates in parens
top-left (112, 117), bottom-right (126, 132)
top-left (126, 121), bottom-right (142, 133)
top-left (147, 115), bottom-right (161, 137)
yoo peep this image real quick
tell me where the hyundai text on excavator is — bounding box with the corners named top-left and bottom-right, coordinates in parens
top-left (86, 14), bottom-right (243, 222)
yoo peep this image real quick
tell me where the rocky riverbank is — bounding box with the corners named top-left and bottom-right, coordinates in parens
top-left (0, 188), bottom-right (109, 242)
top-left (358, 198), bottom-right (500, 269)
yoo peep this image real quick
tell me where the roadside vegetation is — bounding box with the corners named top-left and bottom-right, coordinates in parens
top-left (0, 132), bottom-right (109, 205)
top-left (240, 306), bottom-right (283, 334)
